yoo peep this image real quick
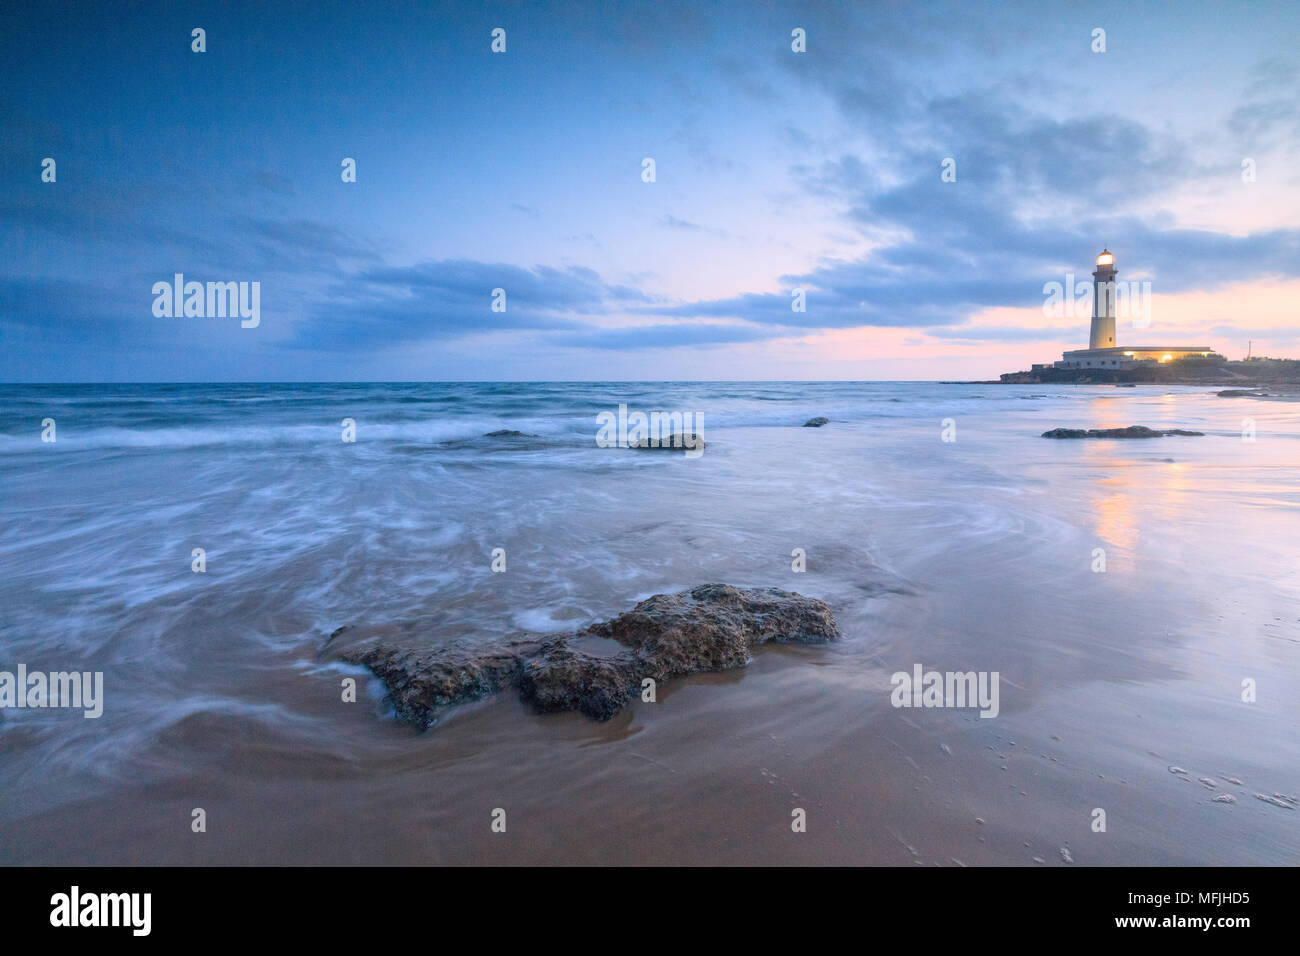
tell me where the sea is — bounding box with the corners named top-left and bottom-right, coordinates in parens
top-left (1, 382), bottom-right (1296, 864)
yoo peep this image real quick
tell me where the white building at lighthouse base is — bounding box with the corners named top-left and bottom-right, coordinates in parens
top-left (1054, 345), bottom-right (1216, 370)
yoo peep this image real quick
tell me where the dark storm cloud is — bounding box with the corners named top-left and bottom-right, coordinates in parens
top-left (286, 260), bottom-right (659, 351)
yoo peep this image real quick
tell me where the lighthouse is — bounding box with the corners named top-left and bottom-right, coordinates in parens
top-left (1050, 248), bottom-right (1216, 372)
top-left (1089, 249), bottom-right (1117, 349)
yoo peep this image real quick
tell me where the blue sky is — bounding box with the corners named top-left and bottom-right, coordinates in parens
top-left (2, 0), bottom-right (1298, 381)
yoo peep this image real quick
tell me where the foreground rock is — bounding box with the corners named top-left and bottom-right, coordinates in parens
top-left (803, 417), bottom-right (829, 427)
top-left (1041, 426), bottom-right (1204, 439)
top-left (330, 584), bottom-right (839, 727)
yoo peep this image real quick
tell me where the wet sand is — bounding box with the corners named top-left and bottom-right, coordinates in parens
top-left (2, 384), bottom-right (1297, 865)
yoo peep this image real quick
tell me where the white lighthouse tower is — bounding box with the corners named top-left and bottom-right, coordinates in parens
top-left (1089, 248), bottom-right (1117, 349)
top-left (1053, 247), bottom-right (1215, 371)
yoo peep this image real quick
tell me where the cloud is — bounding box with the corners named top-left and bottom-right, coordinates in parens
top-left (1209, 324), bottom-right (1300, 342)
top-left (555, 322), bottom-right (782, 350)
top-left (248, 169), bottom-right (297, 197)
top-left (636, 73), bottom-right (1300, 336)
top-left (287, 259), bottom-right (659, 351)
top-left (715, 53), bottom-right (779, 103)
top-left (3, 0), bottom-right (1298, 379)
top-left (925, 324), bottom-right (1080, 343)
top-left (670, 116), bottom-right (740, 173)
top-left (1228, 56), bottom-right (1300, 147)
top-left (236, 217), bottom-right (384, 273)
top-left (0, 276), bottom-right (140, 336)
top-left (658, 214), bottom-right (728, 238)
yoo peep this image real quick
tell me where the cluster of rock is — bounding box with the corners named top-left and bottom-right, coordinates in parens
top-left (1041, 426), bottom-right (1204, 439)
top-left (329, 584), bottom-right (840, 727)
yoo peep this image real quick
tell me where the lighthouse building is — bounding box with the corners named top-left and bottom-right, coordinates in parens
top-left (1053, 250), bottom-right (1213, 369)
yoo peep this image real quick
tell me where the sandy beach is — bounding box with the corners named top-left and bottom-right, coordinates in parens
top-left (1, 382), bottom-right (1296, 865)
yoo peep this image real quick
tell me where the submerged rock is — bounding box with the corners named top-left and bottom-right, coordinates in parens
top-left (1216, 389), bottom-right (1268, 398)
top-left (1041, 426), bottom-right (1204, 439)
top-left (332, 584), bottom-right (838, 727)
top-left (434, 429), bottom-right (548, 451)
top-left (803, 417), bottom-right (830, 427)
